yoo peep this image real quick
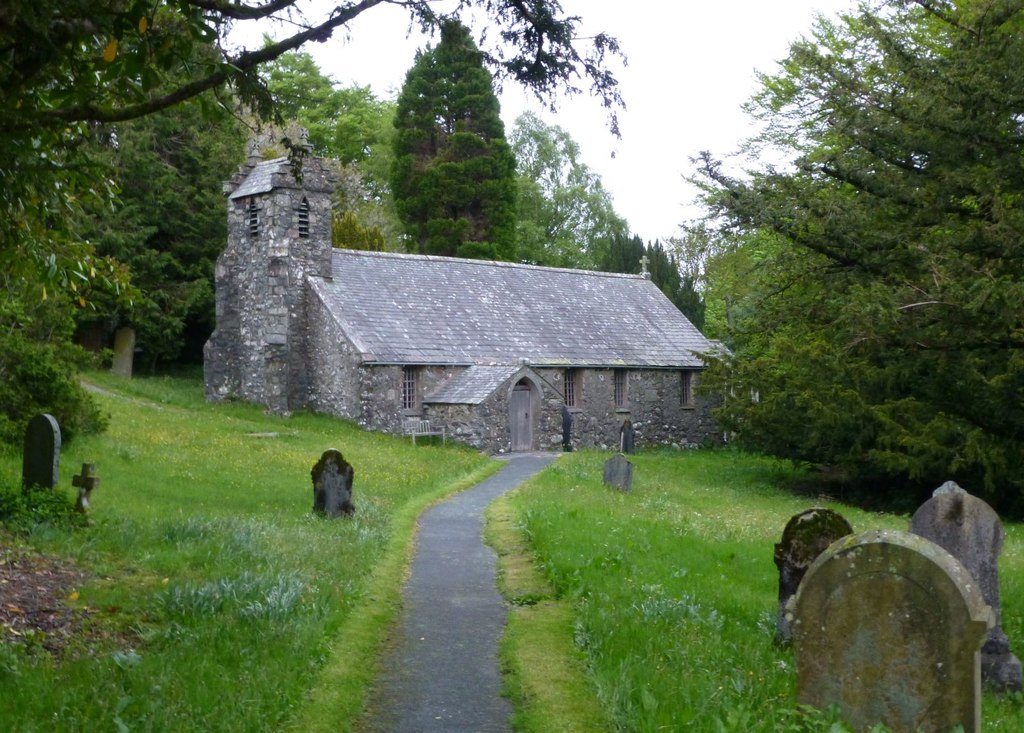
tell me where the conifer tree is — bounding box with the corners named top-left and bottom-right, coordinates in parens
top-left (391, 21), bottom-right (517, 260)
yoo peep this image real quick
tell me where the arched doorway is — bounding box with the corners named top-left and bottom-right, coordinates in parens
top-left (509, 378), bottom-right (535, 451)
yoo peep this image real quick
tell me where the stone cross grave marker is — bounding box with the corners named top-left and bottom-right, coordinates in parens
top-left (311, 449), bottom-right (354, 517)
top-left (910, 481), bottom-right (1022, 692)
top-left (789, 530), bottom-right (993, 733)
top-left (773, 507), bottom-right (852, 644)
top-left (603, 453), bottom-right (633, 492)
top-left (22, 413), bottom-right (61, 491)
top-left (619, 419), bottom-right (635, 454)
top-left (73, 464), bottom-right (100, 513)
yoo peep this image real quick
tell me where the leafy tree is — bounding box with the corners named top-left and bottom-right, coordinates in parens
top-left (262, 49), bottom-right (402, 248)
top-left (391, 20), bottom-right (518, 259)
top-left (510, 111), bottom-right (627, 267)
top-left (695, 0), bottom-right (1024, 513)
top-left (334, 211), bottom-right (385, 251)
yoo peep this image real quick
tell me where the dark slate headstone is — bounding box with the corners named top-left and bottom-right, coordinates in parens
top-left (910, 481), bottom-right (1022, 692)
top-left (790, 530), bottom-right (993, 733)
top-left (773, 507), bottom-right (852, 644)
top-left (561, 404), bottom-right (573, 452)
top-left (619, 419), bottom-right (635, 454)
top-left (311, 449), bottom-right (354, 517)
top-left (603, 453), bottom-right (633, 492)
top-left (22, 413), bottom-right (61, 491)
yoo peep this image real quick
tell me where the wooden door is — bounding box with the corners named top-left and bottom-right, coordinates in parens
top-left (510, 384), bottom-right (532, 451)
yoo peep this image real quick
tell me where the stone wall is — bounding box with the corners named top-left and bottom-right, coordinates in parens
top-left (204, 154), bottom-right (334, 411)
top-left (304, 284), bottom-right (362, 419)
top-left (564, 368), bottom-right (718, 450)
top-left (345, 364), bottom-right (719, 454)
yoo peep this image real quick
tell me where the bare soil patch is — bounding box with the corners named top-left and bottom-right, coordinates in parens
top-left (0, 538), bottom-right (93, 654)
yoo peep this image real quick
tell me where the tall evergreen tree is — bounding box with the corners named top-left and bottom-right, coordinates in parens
top-left (391, 20), bottom-right (517, 260)
top-left (600, 235), bottom-right (705, 327)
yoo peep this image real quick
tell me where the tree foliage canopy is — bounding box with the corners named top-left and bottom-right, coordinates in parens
top-left (510, 111), bottom-right (627, 268)
top-left (696, 0), bottom-right (1024, 513)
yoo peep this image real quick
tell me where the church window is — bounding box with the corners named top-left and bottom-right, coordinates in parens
top-left (564, 369), bottom-right (581, 407)
top-left (613, 369), bottom-right (628, 408)
top-left (402, 366), bottom-right (419, 411)
top-left (680, 370), bottom-right (695, 407)
top-left (246, 200), bottom-right (259, 237)
top-left (298, 197), bottom-right (310, 238)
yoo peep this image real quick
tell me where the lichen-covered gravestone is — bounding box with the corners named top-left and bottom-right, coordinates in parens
top-left (22, 413), bottom-right (61, 491)
top-left (773, 507), bottom-right (852, 644)
top-left (910, 481), bottom-right (1022, 692)
top-left (311, 449), bottom-right (354, 517)
top-left (602, 453), bottom-right (633, 492)
top-left (790, 530), bottom-right (993, 733)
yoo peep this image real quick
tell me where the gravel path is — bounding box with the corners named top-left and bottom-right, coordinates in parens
top-left (362, 453), bottom-right (557, 733)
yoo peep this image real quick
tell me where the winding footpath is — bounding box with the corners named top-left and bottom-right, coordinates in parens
top-left (362, 453), bottom-right (557, 733)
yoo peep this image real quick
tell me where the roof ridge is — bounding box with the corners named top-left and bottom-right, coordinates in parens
top-left (332, 248), bottom-right (646, 281)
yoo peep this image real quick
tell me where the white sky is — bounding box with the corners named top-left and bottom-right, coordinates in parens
top-left (233, 0), bottom-right (856, 243)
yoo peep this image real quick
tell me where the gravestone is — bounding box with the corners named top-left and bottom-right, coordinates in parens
top-left (602, 453), bottom-right (633, 492)
top-left (910, 482), bottom-right (1022, 692)
top-left (22, 413), bottom-right (61, 490)
top-left (111, 326), bottom-right (136, 378)
top-left (561, 404), bottom-right (573, 452)
top-left (73, 463), bottom-right (100, 513)
top-left (619, 419), bottom-right (635, 454)
top-left (773, 507), bottom-right (852, 644)
top-left (311, 449), bottom-right (354, 517)
top-left (789, 530), bottom-right (993, 733)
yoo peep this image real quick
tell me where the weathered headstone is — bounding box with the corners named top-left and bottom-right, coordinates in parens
top-left (561, 404), bottom-right (573, 452)
top-left (73, 463), bottom-right (100, 513)
top-left (789, 530), bottom-right (993, 733)
top-left (773, 507), bottom-right (852, 644)
top-left (602, 453), bottom-right (633, 492)
top-left (619, 419), bottom-right (635, 454)
top-left (22, 413), bottom-right (61, 491)
top-left (311, 449), bottom-right (354, 517)
top-left (910, 481), bottom-right (1022, 692)
top-left (111, 326), bottom-right (136, 378)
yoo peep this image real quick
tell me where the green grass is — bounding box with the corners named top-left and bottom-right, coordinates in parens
top-left (500, 450), bottom-right (1024, 732)
top-left (0, 372), bottom-right (495, 732)
top-left (6, 376), bottom-right (1024, 731)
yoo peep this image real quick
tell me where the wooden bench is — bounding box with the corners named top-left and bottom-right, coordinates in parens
top-left (403, 418), bottom-right (446, 445)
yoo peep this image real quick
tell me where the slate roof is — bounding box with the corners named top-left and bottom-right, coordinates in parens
top-left (309, 249), bottom-right (713, 368)
top-left (227, 157), bottom-right (291, 200)
top-left (424, 365), bottom-right (522, 404)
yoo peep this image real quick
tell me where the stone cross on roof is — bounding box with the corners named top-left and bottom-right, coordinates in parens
top-left (639, 254), bottom-right (651, 279)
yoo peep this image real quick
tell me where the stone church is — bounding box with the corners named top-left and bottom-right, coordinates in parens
top-left (204, 150), bottom-right (721, 453)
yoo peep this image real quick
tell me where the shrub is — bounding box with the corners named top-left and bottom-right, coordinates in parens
top-left (0, 329), bottom-right (109, 446)
top-left (0, 481), bottom-right (86, 534)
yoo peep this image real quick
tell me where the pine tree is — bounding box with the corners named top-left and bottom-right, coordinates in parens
top-left (391, 21), bottom-right (517, 260)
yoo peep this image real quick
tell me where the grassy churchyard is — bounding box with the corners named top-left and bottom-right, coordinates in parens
top-left (2, 374), bottom-right (1024, 731)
